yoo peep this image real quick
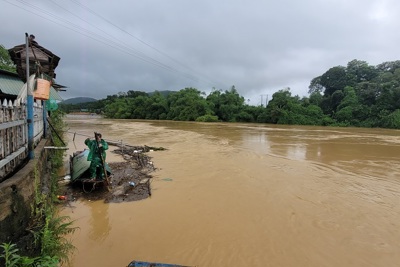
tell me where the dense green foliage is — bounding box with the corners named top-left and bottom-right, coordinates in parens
top-left (0, 243), bottom-right (58, 267)
top-left (0, 45), bottom-right (16, 73)
top-left (59, 59), bottom-right (400, 129)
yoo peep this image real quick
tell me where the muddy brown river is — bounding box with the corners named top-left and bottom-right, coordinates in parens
top-left (61, 115), bottom-right (400, 267)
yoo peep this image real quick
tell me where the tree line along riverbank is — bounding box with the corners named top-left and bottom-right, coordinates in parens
top-left (60, 59), bottom-right (400, 129)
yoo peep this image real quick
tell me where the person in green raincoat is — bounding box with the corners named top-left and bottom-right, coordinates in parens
top-left (84, 132), bottom-right (109, 180)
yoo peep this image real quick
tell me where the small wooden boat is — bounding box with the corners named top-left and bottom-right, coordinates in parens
top-left (127, 260), bottom-right (193, 267)
top-left (69, 149), bottom-right (112, 184)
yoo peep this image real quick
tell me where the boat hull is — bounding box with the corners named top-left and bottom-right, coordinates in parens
top-left (128, 260), bottom-right (193, 267)
top-left (70, 150), bottom-right (111, 182)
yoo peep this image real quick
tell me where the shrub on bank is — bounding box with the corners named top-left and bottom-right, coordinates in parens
top-left (196, 114), bottom-right (219, 122)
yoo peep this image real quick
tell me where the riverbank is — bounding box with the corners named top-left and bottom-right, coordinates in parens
top-left (59, 144), bottom-right (156, 203)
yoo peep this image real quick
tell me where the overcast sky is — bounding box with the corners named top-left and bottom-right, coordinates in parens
top-left (1, 0), bottom-right (399, 105)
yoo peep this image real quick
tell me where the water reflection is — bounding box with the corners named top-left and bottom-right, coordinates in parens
top-left (88, 201), bottom-right (110, 242)
top-left (237, 124), bottom-right (400, 179)
top-left (137, 120), bottom-right (400, 180)
top-left (286, 144), bottom-right (306, 160)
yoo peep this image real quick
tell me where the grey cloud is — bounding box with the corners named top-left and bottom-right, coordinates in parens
top-left (1, 0), bottom-right (399, 102)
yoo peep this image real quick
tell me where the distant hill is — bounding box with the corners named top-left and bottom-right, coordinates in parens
top-left (60, 91), bottom-right (176, 105)
top-left (60, 97), bottom-right (97, 105)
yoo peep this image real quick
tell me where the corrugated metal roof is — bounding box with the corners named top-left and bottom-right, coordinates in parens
top-left (49, 87), bottom-right (63, 101)
top-left (0, 71), bottom-right (22, 95)
top-left (0, 70), bottom-right (63, 101)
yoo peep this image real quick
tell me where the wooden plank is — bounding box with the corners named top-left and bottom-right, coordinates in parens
top-left (0, 146), bottom-right (27, 169)
top-left (139, 178), bottom-right (149, 184)
top-left (0, 120), bottom-right (25, 130)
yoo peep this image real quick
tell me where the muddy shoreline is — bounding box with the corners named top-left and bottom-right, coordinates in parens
top-left (60, 145), bottom-right (162, 203)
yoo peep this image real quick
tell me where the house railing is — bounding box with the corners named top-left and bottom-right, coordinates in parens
top-left (0, 98), bottom-right (45, 182)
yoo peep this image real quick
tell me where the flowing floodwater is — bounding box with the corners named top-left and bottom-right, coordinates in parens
top-left (61, 116), bottom-right (400, 267)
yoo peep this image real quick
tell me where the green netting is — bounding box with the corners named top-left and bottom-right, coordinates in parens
top-left (46, 99), bottom-right (58, 111)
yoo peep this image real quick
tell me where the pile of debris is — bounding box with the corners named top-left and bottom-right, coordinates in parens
top-left (61, 145), bottom-right (165, 203)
